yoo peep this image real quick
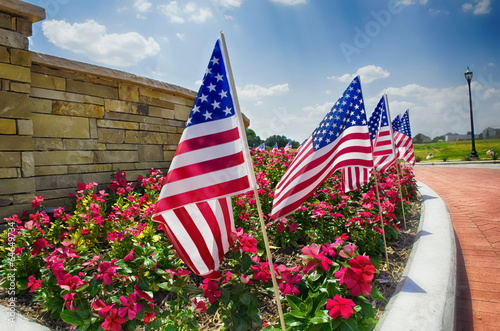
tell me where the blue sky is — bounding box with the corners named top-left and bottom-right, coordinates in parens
top-left (24, 0), bottom-right (500, 142)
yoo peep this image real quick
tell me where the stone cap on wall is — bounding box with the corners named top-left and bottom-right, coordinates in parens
top-left (31, 52), bottom-right (251, 128)
top-left (0, 0), bottom-right (45, 23)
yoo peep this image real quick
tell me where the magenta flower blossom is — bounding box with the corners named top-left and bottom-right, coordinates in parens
top-left (118, 293), bottom-right (143, 320)
top-left (31, 195), bottom-right (44, 209)
top-left (92, 299), bottom-right (114, 317)
top-left (58, 273), bottom-right (85, 291)
top-left (28, 276), bottom-right (41, 292)
top-left (200, 279), bottom-right (222, 304)
top-left (251, 262), bottom-right (271, 283)
top-left (123, 249), bottom-right (134, 261)
top-left (301, 243), bottom-right (333, 273)
top-left (94, 259), bottom-right (118, 285)
top-left (102, 308), bottom-right (127, 331)
top-left (326, 295), bottom-right (355, 319)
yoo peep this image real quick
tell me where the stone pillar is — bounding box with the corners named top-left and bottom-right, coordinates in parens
top-left (0, 1), bottom-right (45, 221)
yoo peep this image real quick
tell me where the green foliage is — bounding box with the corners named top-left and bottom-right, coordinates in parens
top-left (413, 139), bottom-right (500, 161)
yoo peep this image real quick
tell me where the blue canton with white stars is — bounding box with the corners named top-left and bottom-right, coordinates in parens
top-left (311, 76), bottom-right (367, 151)
top-left (368, 97), bottom-right (389, 141)
top-left (186, 40), bottom-right (235, 127)
top-left (392, 111), bottom-right (412, 137)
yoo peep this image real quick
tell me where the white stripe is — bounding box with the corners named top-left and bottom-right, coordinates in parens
top-left (181, 116), bottom-right (238, 141)
top-left (170, 140), bottom-right (243, 169)
top-left (159, 209), bottom-right (209, 275)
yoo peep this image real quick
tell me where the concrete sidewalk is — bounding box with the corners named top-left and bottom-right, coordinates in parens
top-left (414, 163), bottom-right (500, 331)
top-left (0, 304), bottom-right (51, 331)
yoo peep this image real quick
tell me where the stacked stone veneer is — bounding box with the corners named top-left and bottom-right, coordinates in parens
top-left (0, 0), bottom-right (215, 222)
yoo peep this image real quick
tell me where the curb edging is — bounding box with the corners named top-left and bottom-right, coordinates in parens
top-left (375, 180), bottom-right (456, 331)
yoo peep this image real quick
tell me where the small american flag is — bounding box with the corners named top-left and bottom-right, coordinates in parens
top-left (392, 110), bottom-right (415, 166)
top-left (369, 95), bottom-right (396, 172)
top-left (153, 37), bottom-right (253, 279)
top-left (284, 139), bottom-right (292, 152)
top-left (271, 76), bottom-right (373, 220)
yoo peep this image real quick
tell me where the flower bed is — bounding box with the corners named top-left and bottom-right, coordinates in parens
top-left (0, 148), bottom-right (417, 330)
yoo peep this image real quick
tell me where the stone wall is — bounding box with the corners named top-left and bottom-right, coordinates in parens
top-left (1, 0), bottom-right (235, 221)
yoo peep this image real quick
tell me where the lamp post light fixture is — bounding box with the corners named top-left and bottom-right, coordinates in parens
top-left (464, 67), bottom-right (479, 159)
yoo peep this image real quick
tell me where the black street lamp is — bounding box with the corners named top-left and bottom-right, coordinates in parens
top-left (464, 67), bottom-right (478, 159)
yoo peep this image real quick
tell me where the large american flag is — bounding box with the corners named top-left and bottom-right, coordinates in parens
top-left (270, 76), bottom-right (373, 220)
top-left (153, 38), bottom-right (253, 279)
top-left (392, 110), bottom-right (415, 166)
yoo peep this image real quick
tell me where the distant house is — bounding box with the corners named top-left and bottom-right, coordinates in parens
top-left (412, 133), bottom-right (431, 143)
top-left (482, 127), bottom-right (500, 139)
top-left (444, 133), bottom-right (478, 141)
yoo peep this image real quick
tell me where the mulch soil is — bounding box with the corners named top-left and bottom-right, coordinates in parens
top-left (0, 198), bottom-right (421, 330)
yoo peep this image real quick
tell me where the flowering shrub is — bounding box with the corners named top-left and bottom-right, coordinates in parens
top-left (0, 148), bottom-right (417, 330)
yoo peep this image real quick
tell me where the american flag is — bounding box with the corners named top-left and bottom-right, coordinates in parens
top-left (369, 95), bottom-right (396, 172)
top-left (153, 37), bottom-right (253, 279)
top-left (392, 110), bottom-right (415, 166)
top-left (284, 139), bottom-right (292, 152)
top-left (270, 76), bottom-right (373, 220)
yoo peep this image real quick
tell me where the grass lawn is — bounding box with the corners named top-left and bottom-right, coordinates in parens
top-left (413, 139), bottom-right (500, 162)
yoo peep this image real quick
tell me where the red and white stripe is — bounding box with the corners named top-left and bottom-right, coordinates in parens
top-left (270, 125), bottom-right (372, 220)
top-left (393, 131), bottom-right (415, 166)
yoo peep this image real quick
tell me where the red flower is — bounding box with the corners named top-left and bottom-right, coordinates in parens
top-left (326, 295), bottom-right (355, 319)
top-left (31, 195), bottom-right (44, 209)
top-left (192, 297), bottom-right (207, 313)
top-left (102, 308), bottom-right (126, 331)
top-left (28, 276), bottom-right (41, 292)
top-left (123, 249), bottom-right (134, 261)
top-left (31, 238), bottom-right (48, 257)
top-left (276, 265), bottom-right (302, 296)
top-left (58, 274), bottom-right (85, 291)
top-left (92, 299), bottom-right (114, 317)
top-left (200, 279), bottom-right (222, 304)
top-left (251, 262), bottom-right (271, 283)
top-left (134, 284), bottom-right (154, 303)
top-left (301, 243), bottom-right (333, 273)
top-left (143, 303), bottom-right (156, 324)
top-left (94, 260), bottom-right (118, 285)
top-left (118, 293), bottom-right (143, 320)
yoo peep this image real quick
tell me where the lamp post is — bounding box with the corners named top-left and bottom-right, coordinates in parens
top-left (464, 67), bottom-right (478, 159)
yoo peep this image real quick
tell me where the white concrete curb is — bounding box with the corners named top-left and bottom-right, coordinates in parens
top-left (0, 304), bottom-right (51, 331)
top-left (375, 180), bottom-right (456, 331)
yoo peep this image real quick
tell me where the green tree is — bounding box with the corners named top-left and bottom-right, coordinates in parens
top-left (246, 128), bottom-right (263, 148)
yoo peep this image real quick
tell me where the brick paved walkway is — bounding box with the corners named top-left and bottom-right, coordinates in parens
top-left (413, 165), bottom-right (500, 331)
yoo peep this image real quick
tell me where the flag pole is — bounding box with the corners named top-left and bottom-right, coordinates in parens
top-left (372, 169), bottom-right (390, 268)
top-left (219, 32), bottom-right (287, 331)
top-left (384, 95), bottom-right (407, 229)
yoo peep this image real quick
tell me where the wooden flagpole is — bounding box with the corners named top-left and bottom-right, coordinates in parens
top-left (219, 32), bottom-right (287, 331)
top-left (384, 95), bottom-right (407, 229)
top-left (372, 169), bottom-right (390, 268)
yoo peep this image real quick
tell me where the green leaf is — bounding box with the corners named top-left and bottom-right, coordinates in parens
top-left (370, 285), bottom-right (386, 300)
top-left (241, 253), bottom-right (253, 272)
top-left (60, 309), bottom-right (84, 326)
top-left (75, 298), bottom-right (90, 319)
top-left (286, 294), bottom-right (302, 312)
top-left (206, 300), bottom-right (220, 315)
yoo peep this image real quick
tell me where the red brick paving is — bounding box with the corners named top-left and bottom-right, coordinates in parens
top-left (413, 165), bottom-right (500, 331)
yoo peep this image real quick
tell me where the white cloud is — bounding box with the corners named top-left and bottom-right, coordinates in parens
top-left (302, 101), bottom-right (335, 117)
top-left (41, 19), bottom-right (160, 67)
top-left (217, 0), bottom-right (244, 7)
top-left (462, 0), bottom-right (492, 14)
top-left (159, 1), bottom-right (214, 23)
top-left (270, 0), bottom-right (308, 5)
top-left (133, 0), bottom-right (152, 12)
top-left (237, 83), bottom-right (290, 100)
top-left (397, 0), bottom-right (428, 5)
top-left (328, 65), bottom-right (390, 84)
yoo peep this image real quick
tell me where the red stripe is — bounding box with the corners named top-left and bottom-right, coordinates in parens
top-left (220, 198), bottom-right (235, 248)
top-left (165, 152), bottom-right (245, 183)
top-left (175, 127), bottom-right (240, 155)
top-left (156, 176), bottom-right (250, 212)
top-left (155, 216), bottom-right (201, 275)
top-left (173, 207), bottom-right (215, 272)
top-left (196, 200), bottom-right (225, 266)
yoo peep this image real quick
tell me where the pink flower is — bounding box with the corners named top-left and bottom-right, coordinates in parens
top-left (326, 295), bottom-right (355, 319)
top-left (31, 196), bottom-right (44, 209)
top-left (143, 303), bottom-right (156, 324)
top-left (339, 244), bottom-right (357, 258)
top-left (58, 274), bottom-right (85, 291)
top-left (251, 262), bottom-right (271, 283)
top-left (92, 299), bottom-right (114, 317)
top-left (200, 279), bottom-right (222, 304)
top-left (240, 274), bottom-right (254, 285)
top-left (301, 243), bottom-right (333, 273)
top-left (94, 260), bottom-right (118, 285)
top-left (288, 221), bottom-right (299, 232)
top-left (28, 276), bottom-right (41, 292)
top-left (118, 293), bottom-right (143, 320)
top-left (277, 266), bottom-right (302, 296)
top-left (192, 297), bottom-right (207, 313)
top-left (77, 182), bottom-right (87, 191)
top-left (134, 284), bottom-right (154, 303)
top-left (82, 254), bottom-right (101, 267)
top-left (31, 238), bottom-right (48, 257)
top-left (102, 308), bottom-right (127, 331)
top-left (123, 249), bottom-right (134, 261)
